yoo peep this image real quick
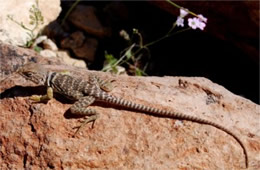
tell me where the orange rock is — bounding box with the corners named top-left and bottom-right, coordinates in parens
top-left (0, 43), bottom-right (259, 169)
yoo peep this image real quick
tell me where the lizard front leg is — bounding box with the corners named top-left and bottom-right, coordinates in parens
top-left (30, 86), bottom-right (53, 102)
top-left (70, 96), bottom-right (98, 136)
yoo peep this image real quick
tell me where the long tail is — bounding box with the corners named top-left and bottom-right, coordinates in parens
top-left (95, 91), bottom-right (248, 168)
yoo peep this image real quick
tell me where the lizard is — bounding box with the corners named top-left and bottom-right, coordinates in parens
top-left (17, 63), bottom-right (248, 169)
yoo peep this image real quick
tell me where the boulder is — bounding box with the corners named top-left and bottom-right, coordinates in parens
top-left (0, 43), bottom-right (259, 169)
top-left (0, 0), bottom-right (61, 46)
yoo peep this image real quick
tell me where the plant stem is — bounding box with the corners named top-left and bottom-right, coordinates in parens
top-left (61, 0), bottom-right (81, 26)
top-left (102, 44), bottom-right (135, 72)
top-left (144, 34), bottom-right (169, 48)
top-left (144, 26), bottom-right (191, 48)
top-left (165, 0), bottom-right (199, 18)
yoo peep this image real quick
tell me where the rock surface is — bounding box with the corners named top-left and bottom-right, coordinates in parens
top-left (0, 45), bottom-right (259, 169)
top-left (0, 0), bottom-right (61, 46)
top-left (56, 50), bottom-right (87, 68)
top-left (27, 36), bottom-right (88, 68)
top-left (0, 42), bottom-right (61, 81)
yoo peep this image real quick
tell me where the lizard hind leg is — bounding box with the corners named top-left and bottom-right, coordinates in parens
top-left (70, 96), bottom-right (99, 136)
top-left (98, 78), bottom-right (115, 92)
top-left (89, 74), bottom-right (115, 92)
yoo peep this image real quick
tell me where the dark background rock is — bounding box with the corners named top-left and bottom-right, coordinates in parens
top-left (150, 1), bottom-right (259, 62)
top-left (53, 1), bottom-right (258, 103)
top-left (61, 31), bottom-right (98, 62)
top-left (68, 5), bottom-right (109, 38)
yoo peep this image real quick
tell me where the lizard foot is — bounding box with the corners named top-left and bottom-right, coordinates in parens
top-left (30, 95), bottom-right (42, 102)
top-left (73, 114), bottom-right (99, 137)
top-left (100, 79), bottom-right (115, 92)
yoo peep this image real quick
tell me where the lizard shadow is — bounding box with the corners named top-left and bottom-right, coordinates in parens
top-left (1, 85), bottom-right (73, 105)
top-left (63, 99), bottom-right (151, 120)
top-left (1, 85), bottom-right (79, 103)
top-left (1, 85), bottom-right (151, 120)
top-left (1, 85), bottom-right (85, 119)
top-left (0, 86), bottom-right (46, 99)
top-left (63, 101), bottom-right (125, 119)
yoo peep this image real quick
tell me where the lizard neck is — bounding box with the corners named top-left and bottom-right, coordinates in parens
top-left (46, 72), bottom-right (57, 87)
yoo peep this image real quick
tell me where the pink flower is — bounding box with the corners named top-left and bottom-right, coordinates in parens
top-left (198, 14), bottom-right (208, 23)
top-left (175, 7), bottom-right (207, 30)
top-left (197, 21), bottom-right (206, 30)
top-left (188, 17), bottom-right (206, 30)
top-left (188, 18), bottom-right (199, 29)
top-left (180, 8), bottom-right (188, 18)
top-left (176, 17), bottom-right (184, 27)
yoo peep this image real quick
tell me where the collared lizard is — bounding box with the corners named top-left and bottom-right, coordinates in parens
top-left (18, 63), bottom-right (248, 168)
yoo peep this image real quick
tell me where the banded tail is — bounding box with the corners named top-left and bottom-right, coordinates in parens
top-left (94, 90), bottom-right (248, 169)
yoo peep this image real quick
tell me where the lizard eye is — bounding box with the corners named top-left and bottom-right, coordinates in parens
top-left (25, 72), bottom-right (33, 77)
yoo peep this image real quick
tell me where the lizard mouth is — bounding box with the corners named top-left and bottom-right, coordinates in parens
top-left (18, 71), bottom-right (44, 84)
top-left (16, 63), bottom-right (47, 85)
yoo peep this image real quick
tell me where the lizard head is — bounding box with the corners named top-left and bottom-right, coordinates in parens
top-left (18, 63), bottom-right (48, 85)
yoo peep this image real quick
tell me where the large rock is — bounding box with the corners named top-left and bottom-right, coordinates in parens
top-left (0, 0), bottom-right (61, 46)
top-left (0, 42), bottom-right (62, 81)
top-left (60, 31), bottom-right (98, 62)
top-left (68, 5), bottom-right (109, 38)
top-left (0, 45), bottom-right (259, 169)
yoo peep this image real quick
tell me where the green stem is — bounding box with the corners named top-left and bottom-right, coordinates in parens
top-left (169, 27), bottom-right (191, 36)
top-left (61, 0), bottom-right (81, 26)
top-left (143, 20), bottom-right (178, 48)
top-left (165, 0), bottom-right (182, 9)
top-left (32, 12), bottom-right (39, 31)
top-left (144, 34), bottom-right (169, 48)
top-left (115, 44), bottom-right (135, 66)
top-left (7, 14), bottom-right (38, 36)
top-left (138, 32), bottom-right (143, 47)
top-left (125, 61), bottom-right (148, 76)
top-left (102, 44), bottom-right (135, 72)
top-left (165, 0), bottom-right (199, 18)
top-left (144, 27), bottom-right (191, 48)
top-left (167, 22), bottom-right (177, 35)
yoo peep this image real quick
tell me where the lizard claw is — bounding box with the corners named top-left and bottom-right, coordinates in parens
top-left (30, 95), bottom-right (42, 102)
top-left (72, 115), bottom-right (98, 137)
